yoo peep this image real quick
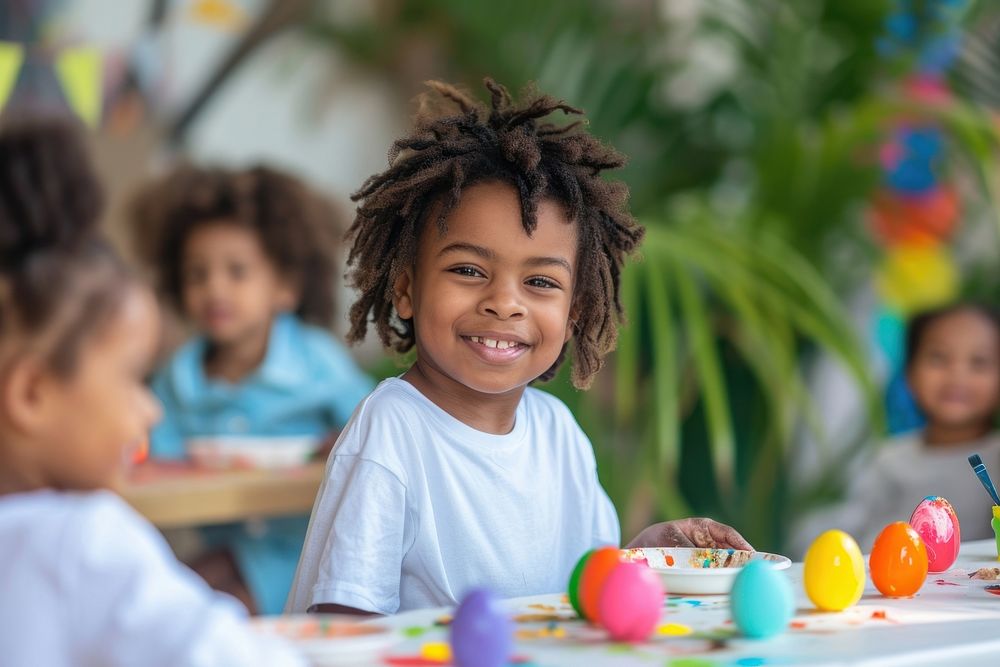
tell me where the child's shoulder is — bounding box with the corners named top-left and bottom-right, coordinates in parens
top-left (332, 378), bottom-right (430, 455)
top-left (284, 315), bottom-right (339, 350)
top-left (868, 431), bottom-right (923, 465)
top-left (1, 487), bottom-right (131, 524)
top-left (277, 315), bottom-right (364, 375)
top-left (0, 489), bottom-right (160, 567)
top-left (151, 334), bottom-right (205, 395)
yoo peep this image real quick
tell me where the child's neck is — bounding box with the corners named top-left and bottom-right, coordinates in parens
top-left (0, 435), bottom-right (48, 495)
top-left (403, 361), bottom-right (524, 436)
top-left (204, 324), bottom-right (271, 383)
top-left (924, 422), bottom-right (993, 447)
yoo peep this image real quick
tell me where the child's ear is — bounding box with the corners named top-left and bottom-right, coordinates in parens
top-left (1, 356), bottom-right (53, 434)
top-left (565, 307), bottom-right (579, 344)
top-left (393, 268), bottom-right (415, 320)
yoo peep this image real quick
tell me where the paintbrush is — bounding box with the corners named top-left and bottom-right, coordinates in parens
top-left (968, 454), bottom-right (1000, 506)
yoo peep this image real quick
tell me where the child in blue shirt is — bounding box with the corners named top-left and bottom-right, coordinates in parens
top-left (288, 79), bottom-right (750, 615)
top-left (0, 119), bottom-right (303, 665)
top-left (131, 165), bottom-right (373, 614)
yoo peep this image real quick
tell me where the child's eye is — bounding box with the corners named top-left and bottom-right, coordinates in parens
top-left (926, 351), bottom-right (948, 365)
top-left (183, 266), bottom-right (207, 285)
top-left (449, 266), bottom-right (484, 278)
top-left (526, 276), bottom-right (559, 289)
top-left (229, 263), bottom-right (248, 280)
top-left (971, 356), bottom-right (994, 371)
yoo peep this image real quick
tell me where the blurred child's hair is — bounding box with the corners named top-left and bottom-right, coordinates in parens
top-left (130, 165), bottom-right (343, 327)
top-left (905, 301), bottom-right (1000, 368)
top-left (0, 117), bottom-right (131, 375)
top-left (345, 78), bottom-right (644, 389)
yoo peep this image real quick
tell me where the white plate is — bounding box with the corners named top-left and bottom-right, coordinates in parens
top-left (251, 615), bottom-right (399, 666)
top-left (187, 436), bottom-right (318, 470)
top-left (621, 547), bottom-right (791, 595)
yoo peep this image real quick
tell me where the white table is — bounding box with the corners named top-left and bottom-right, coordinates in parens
top-left (377, 540), bottom-right (1000, 666)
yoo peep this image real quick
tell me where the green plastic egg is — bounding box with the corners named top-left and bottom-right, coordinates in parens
top-left (567, 549), bottom-right (595, 618)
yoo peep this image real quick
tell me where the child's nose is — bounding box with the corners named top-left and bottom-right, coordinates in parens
top-left (480, 282), bottom-right (525, 320)
top-left (205, 270), bottom-right (228, 295)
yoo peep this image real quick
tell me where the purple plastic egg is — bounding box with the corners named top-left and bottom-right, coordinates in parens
top-left (450, 588), bottom-right (513, 667)
top-left (597, 561), bottom-right (664, 642)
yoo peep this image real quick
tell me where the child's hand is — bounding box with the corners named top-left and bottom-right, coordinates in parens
top-left (626, 518), bottom-right (753, 551)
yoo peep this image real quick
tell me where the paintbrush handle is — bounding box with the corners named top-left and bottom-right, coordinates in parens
top-left (974, 465), bottom-right (1000, 506)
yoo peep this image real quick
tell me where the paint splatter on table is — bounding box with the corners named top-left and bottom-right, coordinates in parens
top-left (371, 540), bottom-right (1000, 666)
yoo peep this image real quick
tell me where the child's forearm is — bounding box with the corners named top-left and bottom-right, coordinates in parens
top-left (308, 602), bottom-right (380, 617)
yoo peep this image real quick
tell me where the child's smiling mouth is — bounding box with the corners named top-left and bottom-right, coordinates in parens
top-left (461, 334), bottom-right (530, 363)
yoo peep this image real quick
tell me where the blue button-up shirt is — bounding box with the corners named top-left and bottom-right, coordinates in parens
top-left (150, 313), bottom-right (373, 458)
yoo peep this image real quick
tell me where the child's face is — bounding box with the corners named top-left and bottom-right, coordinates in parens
top-left (181, 222), bottom-right (297, 346)
top-left (34, 286), bottom-right (162, 490)
top-left (395, 181), bottom-right (576, 396)
top-left (908, 309), bottom-right (1000, 432)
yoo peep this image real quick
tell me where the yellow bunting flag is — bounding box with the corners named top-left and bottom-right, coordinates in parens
top-left (0, 42), bottom-right (24, 112)
top-left (55, 47), bottom-right (102, 128)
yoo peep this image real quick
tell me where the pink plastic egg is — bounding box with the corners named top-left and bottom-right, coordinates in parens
top-left (597, 561), bottom-right (664, 642)
top-left (909, 496), bottom-right (960, 573)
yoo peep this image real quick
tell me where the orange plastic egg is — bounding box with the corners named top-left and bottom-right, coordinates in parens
top-left (578, 546), bottom-right (622, 623)
top-left (869, 522), bottom-right (928, 597)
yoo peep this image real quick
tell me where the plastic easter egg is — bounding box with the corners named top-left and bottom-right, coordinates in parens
top-left (567, 549), bottom-right (595, 618)
top-left (909, 496), bottom-right (961, 573)
top-left (803, 530), bottom-right (866, 611)
top-left (579, 546), bottom-right (622, 622)
top-left (870, 522), bottom-right (928, 597)
top-left (450, 588), bottom-right (512, 667)
top-left (730, 560), bottom-right (794, 639)
top-left (597, 561), bottom-right (664, 642)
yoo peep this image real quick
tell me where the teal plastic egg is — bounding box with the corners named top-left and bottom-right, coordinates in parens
top-left (730, 560), bottom-right (794, 639)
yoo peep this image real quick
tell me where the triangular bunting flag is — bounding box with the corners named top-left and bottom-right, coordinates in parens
top-left (55, 47), bottom-right (102, 128)
top-left (0, 42), bottom-right (24, 112)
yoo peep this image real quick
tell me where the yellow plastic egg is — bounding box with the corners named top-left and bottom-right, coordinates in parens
top-left (803, 530), bottom-right (866, 611)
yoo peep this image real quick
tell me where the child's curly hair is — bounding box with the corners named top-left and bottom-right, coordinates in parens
top-left (130, 165), bottom-right (342, 327)
top-left (346, 78), bottom-right (644, 388)
top-left (0, 117), bottom-right (131, 376)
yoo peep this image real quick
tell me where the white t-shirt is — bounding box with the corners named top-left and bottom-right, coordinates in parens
top-left (0, 489), bottom-right (305, 667)
top-left (287, 378), bottom-right (620, 614)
